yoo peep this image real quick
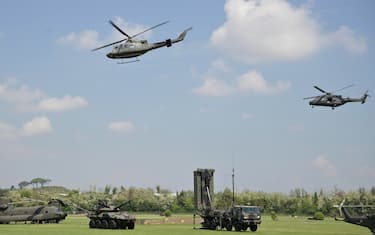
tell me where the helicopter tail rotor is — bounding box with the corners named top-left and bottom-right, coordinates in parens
top-left (361, 90), bottom-right (370, 104)
top-left (174, 27), bottom-right (192, 42)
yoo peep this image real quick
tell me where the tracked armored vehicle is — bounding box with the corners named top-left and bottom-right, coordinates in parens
top-left (88, 200), bottom-right (135, 229)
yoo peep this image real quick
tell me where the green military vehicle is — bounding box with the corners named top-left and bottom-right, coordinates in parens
top-left (228, 205), bottom-right (262, 231)
top-left (194, 168), bottom-right (261, 232)
top-left (88, 200), bottom-right (136, 229)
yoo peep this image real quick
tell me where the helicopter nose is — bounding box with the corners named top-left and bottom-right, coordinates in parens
top-left (106, 53), bottom-right (114, 59)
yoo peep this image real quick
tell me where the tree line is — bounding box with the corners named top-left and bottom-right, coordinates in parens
top-left (17, 178), bottom-right (51, 189)
top-left (2, 184), bottom-right (375, 216)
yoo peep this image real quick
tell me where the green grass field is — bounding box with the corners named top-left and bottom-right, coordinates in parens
top-left (0, 215), bottom-right (370, 235)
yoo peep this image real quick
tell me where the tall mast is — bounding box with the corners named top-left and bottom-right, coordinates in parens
top-left (232, 168), bottom-right (235, 207)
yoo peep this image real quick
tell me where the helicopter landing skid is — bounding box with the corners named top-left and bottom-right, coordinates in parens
top-left (117, 59), bottom-right (140, 64)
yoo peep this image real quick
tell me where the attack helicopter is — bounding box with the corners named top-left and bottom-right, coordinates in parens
top-left (334, 200), bottom-right (375, 234)
top-left (304, 85), bottom-right (369, 109)
top-left (92, 20), bottom-right (192, 63)
top-left (0, 197), bottom-right (67, 224)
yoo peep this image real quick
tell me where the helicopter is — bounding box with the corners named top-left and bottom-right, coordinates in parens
top-left (0, 197), bottom-right (67, 224)
top-left (304, 85), bottom-right (370, 109)
top-left (334, 200), bottom-right (375, 234)
top-left (92, 20), bottom-right (192, 63)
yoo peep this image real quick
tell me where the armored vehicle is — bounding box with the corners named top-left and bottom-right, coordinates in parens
top-left (193, 168), bottom-right (261, 232)
top-left (87, 200), bottom-right (136, 229)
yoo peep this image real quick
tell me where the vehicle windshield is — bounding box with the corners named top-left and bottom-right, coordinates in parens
top-left (241, 207), bottom-right (260, 214)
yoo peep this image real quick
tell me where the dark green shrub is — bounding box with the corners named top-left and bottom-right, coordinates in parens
top-left (314, 211), bottom-right (324, 220)
top-left (164, 209), bottom-right (172, 217)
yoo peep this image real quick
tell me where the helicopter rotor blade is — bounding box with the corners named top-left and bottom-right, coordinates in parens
top-left (333, 84), bottom-right (355, 93)
top-left (303, 95), bottom-right (321, 100)
top-left (91, 38), bottom-right (127, 51)
top-left (109, 20), bottom-right (131, 38)
top-left (131, 20), bottom-right (170, 39)
top-left (313, 86), bottom-right (328, 94)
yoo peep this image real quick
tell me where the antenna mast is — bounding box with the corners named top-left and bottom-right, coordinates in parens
top-left (232, 168), bottom-right (235, 207)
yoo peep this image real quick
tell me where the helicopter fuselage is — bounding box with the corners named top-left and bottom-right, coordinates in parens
top-left (0, 205), bottom-right (67, 224)
top-left (106, 41), bottom-right (150, 59)
top-left (309, 95), bottom-right (364, 108)
top-left (106, 37), bottom-right (177, 59)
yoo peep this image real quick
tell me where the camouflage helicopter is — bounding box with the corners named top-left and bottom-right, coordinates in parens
top-left (335, 200), bottom-right (375, 234)
top-left (303, 85), bottom-right (369, 109)
top-left (92, 20), bottom-right (192, 64)
top-left (0, 197), bottom-right (67, 224)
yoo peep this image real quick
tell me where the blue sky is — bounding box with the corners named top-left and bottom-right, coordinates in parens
top-left (0, 0), bottom-right (374, 193)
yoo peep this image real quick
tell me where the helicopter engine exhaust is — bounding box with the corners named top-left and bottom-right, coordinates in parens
top-left (166, 39), bottom-right (172, 47)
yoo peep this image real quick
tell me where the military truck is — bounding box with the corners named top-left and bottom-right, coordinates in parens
top-left (87, 200), bottom-right (136, 229)
top-left (193, 168), bottom-right (261, 232)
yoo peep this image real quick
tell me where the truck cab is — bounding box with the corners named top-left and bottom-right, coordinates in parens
top-left (230, 206), bottom-right (262, 232)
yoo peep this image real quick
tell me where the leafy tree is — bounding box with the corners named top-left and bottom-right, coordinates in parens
top-left (270, 211), bottom-right (278, 221)
top-left (104, 185), bottom-right (111, 195)
top-left (18, 181), bottom-right (30, 189)
top-left (112, 187), bottom-right (118, 195)
top-left (30, 178), bottom-right (50, 188)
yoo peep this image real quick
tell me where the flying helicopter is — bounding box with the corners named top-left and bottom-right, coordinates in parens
top-left (92, 20), bottom-right (192, 63)
top-left (334, 200), bottom-right (375, 234)
top-left (303, 85), bottom-right (370, 109)
top-left (0, 197), bottom-right (67, 224)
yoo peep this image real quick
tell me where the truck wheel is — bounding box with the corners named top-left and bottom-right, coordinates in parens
top-left (95, 220), bottom-right (102, 228)
top-left (89, 219), bottom-right (96, 228)
top-left (108, 220), bottom-right (117, 229)
top-left (119, 221), bottom-right (127, 229)
top-left (128, 221), bottom-right (135, 229)
top-left (235, 225), bottom-right (242, 231)
top-left (250, 225), bottom-right (257, 232)
top-left (226, 223), bottom-right (233, 231)
top-left (101, 220), bottom-right (109, 229)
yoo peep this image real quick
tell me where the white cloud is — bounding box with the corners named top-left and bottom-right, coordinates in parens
top-left (193, 77), bottom-right (234, 96)
top-left (237, 70), bottom-right (291, 94)
top-left (324, 26), bottom-right (367, 54)
top-left (211, 59), bottom-right (231, 73)
top-left (313, 155), bottom-right (337, 177)
top-left (0, 83), bottom-right (44, 111)
top-left (37, 95), bottom-right (88, 112)
top-left (0, 80), bottom-right (87, 113)
top-left (57, 30), bottom-right (100, 50)
top-left (108, 121), bottom-right (134, 133)
top-left (211, 0), bottom-right (366, 63)
top-left (193, 70), bottom-right (290, 96)
top-left (21, 116), bottom-right (53, 136)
